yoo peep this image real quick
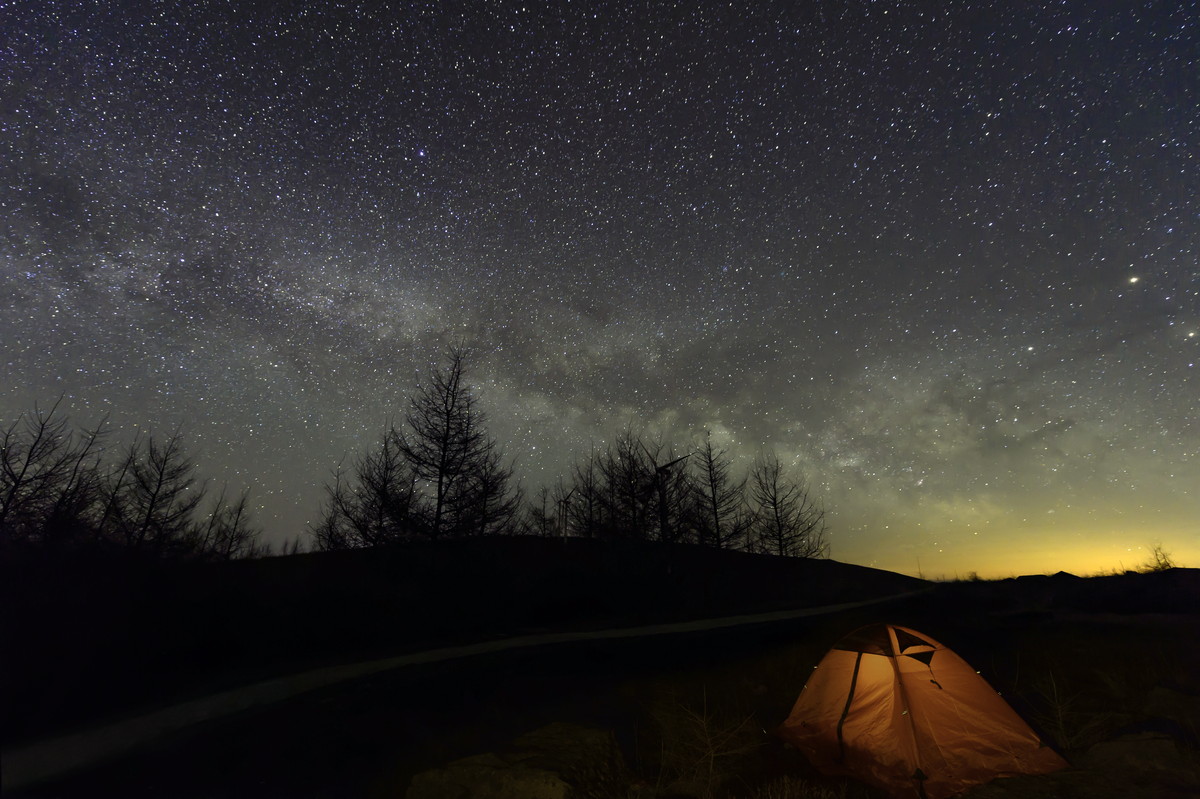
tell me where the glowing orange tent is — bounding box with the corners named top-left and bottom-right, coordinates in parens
top-left (778, 624), bottom-right (1068, 798)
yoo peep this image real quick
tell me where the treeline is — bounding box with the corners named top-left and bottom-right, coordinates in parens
top-left (0, 400), bottom-right (267, 561)
top-left (315, 345), bottom-right (828, 558)
top-left (3, 345), bottom-right (828, 562)
top-left (524, 434), bottom-right (827, 558)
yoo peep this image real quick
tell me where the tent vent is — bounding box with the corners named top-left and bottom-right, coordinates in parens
top-left (894, 628), bottom-right (935, 652)
top-left (906, 650), bottom-right (936, 666)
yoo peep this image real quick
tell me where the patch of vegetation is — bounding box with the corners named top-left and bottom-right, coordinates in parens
top-left (1024, 669), bottom-right (1126, 751)
top-left (644, 689), bottom-right (762, 799)
top-left (1141, 543), bottom-right (1176, 573)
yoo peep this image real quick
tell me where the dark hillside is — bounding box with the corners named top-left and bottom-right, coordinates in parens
top-left (1, 537), bottom-right (924, 745)
top-left (932, 568), bottom-right (1200, 618)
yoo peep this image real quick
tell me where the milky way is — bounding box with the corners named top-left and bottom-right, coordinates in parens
top-left (3, 1), bottom-right (1196, 576)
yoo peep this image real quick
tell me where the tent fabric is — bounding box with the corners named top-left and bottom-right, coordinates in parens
top-left (778, 624), bottom-right (1068, 799)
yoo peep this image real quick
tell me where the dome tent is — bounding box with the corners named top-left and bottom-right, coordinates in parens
top-left (778, 623), bottom-right (1068, 798)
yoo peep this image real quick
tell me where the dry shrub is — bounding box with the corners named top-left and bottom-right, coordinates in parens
top-left (1141, 543), bottom-right (1176, 572)
top-left (1027, 670), bottom-right (1122, 751)
top-left (646, 688), bottom-right (763, 798)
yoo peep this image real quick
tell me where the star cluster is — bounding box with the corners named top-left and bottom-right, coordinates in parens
top-left (3, 1), bottom-right (1196, 576)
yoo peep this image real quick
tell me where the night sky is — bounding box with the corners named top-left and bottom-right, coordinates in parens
top-left (4, 1), bottom-right (1196, 577)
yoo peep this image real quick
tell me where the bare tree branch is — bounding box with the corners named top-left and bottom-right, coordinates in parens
top-left (690, 435), bottom-right (750, 550)
top-left (748, 452), bottom-right (828, 558)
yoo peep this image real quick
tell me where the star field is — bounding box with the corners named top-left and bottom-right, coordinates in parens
top-left (3, 1), bottom-right (1196, 576)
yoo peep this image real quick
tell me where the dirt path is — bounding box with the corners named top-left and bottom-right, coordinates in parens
top-left (3, 589), bottom-right (926, 794)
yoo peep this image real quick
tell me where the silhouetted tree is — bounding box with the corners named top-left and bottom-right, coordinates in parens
top-left (312, 429), bottom-right (420, 549)
top-left (748, 452), bottom-right (828, 558)
top-left (594, 429), bottom-right (655, 540)
top-left (102, 433), bottom-right (208, 558)
top-left (565, 448), bottom-right (603, 538)
top-left (690, 435), bottom-right (749, 550)
top-left (2, 404), bottom-right (275, 562)
top-left (280, 534), bottom-right (307, 555)
top-left (1142, 543), bottom-right (1176, 572)
top-left (640, 439), bottom-right (693, 544)
top-left (0, 400), bottom-right (106, 549)
top-left (1, 403), bottom-right (265, 561)
top-left (448, 438), bottom-right (522, 537)
top-left (317, 345), bottom-right (519, 547)
top-left (521, 482), bottom-right (580, 538)
top-left (398, 345), bottom-right (493, 538)
top-left (564, 431), bottom-right (695, 543)
top-left (526, 486), bottom-right (558, 537)
top-left (191, 485), bottom-right (268, 560)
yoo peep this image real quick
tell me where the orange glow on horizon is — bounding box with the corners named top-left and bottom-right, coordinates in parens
top-left (845, 527), bottom-right (1198, 581)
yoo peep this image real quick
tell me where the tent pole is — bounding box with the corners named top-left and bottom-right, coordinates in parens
top-left (835, 651), bottom-right (862, 764)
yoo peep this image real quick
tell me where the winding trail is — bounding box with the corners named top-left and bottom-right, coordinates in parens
top-left (3, 589), bottom-right (926, 792)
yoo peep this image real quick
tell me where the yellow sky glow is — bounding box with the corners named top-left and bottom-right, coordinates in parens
top-left (848, 523), bottom-right (1198, 580)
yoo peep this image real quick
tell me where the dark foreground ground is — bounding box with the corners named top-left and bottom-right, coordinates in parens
top-left (3, 543), bottom-right (1198, 798)
top-left (2, 537), bottom-right (924, 746)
